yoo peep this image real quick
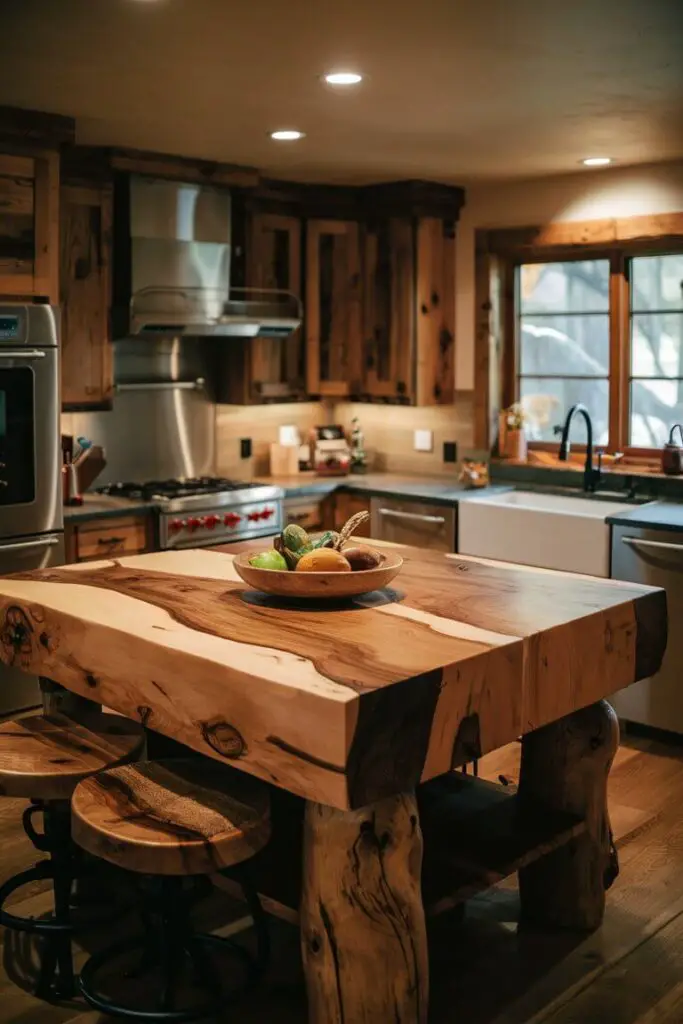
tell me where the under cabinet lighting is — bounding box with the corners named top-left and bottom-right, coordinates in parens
top-left (581, 157), bottom-right (613, 167)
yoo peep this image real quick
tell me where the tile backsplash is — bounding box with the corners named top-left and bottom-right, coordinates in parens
top-left (215, 402), bottom-right (330, 477)
top-left (65, 395), bottom-right (475, 483)
top-left (333, 397), bottom-right (475, 477)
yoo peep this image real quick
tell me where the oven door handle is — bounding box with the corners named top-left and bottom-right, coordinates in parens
top-left (0, 536), bottom-right (61, 553)
top-left (0, 349), bottom-right (47, 360)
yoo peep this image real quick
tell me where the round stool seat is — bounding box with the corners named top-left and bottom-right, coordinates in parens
top-left (72, 758), bottom-right (271, 876)
top-left (0, 712), bottom-right (145, 800)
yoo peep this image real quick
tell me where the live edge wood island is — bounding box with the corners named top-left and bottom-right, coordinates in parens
top-left (0, 542), bottom-right (667, 1023)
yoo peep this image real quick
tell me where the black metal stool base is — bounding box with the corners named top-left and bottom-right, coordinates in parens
top-left (0, 801), bottom-right (77, 1000)
top-left (79, 874), bottom-right (269, 1022)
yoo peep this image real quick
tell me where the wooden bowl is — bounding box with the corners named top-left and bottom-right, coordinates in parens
top-left (233, 550), bottom-right (403, 600)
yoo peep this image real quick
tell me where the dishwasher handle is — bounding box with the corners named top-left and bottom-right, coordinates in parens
top-left (376, 508), bottom-right (446, 525)
top-left (622, 537), bottom-right (683, 554)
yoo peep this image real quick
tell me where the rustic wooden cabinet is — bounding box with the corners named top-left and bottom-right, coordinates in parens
top-left (60, 181), bottom-right (114, 408)
top-left (247, 211), bottom-right (305, 400)
top-left (324, 489), bottom-right (372, 535)
top-left (220, 208), bottom-right (306, 403)
top-left (0, 150), bottom-right (60, 304)
top-left (65, 513), bottom-right (154, 564)
top-left (360, 215), bottom-right (456, 405)
top-left (306, 220), bottom-right (363, 397)
top-left (361, 217), bottom-right (415, 400)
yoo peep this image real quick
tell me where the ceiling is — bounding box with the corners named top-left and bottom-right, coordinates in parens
top-left (2, 0), bottom-right (682, 183)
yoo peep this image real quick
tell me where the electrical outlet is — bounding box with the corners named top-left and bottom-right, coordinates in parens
top-left (443, 441), bottom-right (458, 463)
top-left (240, 438), bottom-right (252, 459)
top-left (414, 429), bottom-right (433, 452)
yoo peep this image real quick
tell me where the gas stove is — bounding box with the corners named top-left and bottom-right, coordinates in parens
top-left (96, 477), bottom-right (283, 549)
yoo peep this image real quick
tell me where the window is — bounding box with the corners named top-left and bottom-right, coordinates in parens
top-left (630, 254), bottom-right (683, 447)
top-left (517, 260), bottom-right (610, 445)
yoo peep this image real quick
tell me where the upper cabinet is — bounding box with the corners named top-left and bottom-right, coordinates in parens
top-left (304, 183), bottom-right (463, 406)
top-left (60, 180), bottom-right (114, 408)
top-left (0, 107), bottom-right (72, 306)
top-left (306, 219), bottom-right (362, 397)
top-left (246, 210), bottom-right (305, 401)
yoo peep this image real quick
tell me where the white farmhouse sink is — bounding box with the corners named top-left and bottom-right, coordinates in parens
top-left (458, 490), bottom-right (642, 577)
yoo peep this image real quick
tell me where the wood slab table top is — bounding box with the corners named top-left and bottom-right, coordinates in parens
top-left (0, 542), bottom-right (666, 811)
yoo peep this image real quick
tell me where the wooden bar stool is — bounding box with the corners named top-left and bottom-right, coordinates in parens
top-left (0, 710), bottom-right (145, 999)
top-left (72, 758), bottom-right (271, 1022)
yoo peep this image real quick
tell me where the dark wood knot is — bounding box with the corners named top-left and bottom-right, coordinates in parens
top-left (1, 606), bottom-right (34, 668)
top-left (201, 720), bottom-right (247, 759)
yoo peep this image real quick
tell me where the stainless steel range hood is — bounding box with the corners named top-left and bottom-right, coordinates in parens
top-left (112, 176), bottom-right (301, 340)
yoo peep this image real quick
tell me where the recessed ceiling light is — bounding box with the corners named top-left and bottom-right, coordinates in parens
top-left (324, 71), bottom-right (363, 86)
top-left (269, 130), bottom-right (306, 141)
top-left (581, 157), bottom-right (613, 167)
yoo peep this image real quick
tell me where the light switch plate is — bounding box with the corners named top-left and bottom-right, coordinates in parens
top-left (414, 429), bottom-right (433, 452)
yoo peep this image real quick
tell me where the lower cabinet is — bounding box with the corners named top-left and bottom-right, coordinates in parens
top-left (325, 490), bottom-right (372, 536)
top-left (65, 514), bottom-right (154, 563)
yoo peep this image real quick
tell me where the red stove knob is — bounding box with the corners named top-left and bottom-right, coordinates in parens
top-left (204, 514), bottom-right (220, 530)
top-left (187, 517), bottom-right (204, 532)
top-left (169, 518), bottom-right (185, 533)
top-left (224, 513), bottom-right (241, 527)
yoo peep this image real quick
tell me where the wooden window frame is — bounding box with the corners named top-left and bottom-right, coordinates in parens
top-left (474, 213), bottom-right (683, 460)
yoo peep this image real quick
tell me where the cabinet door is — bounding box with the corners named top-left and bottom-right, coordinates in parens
top-left (415, 217), bottom-right (456, 406)
top-left (248, 212), bottom-right (304, 400)
top-left (362, 218), bottom-right (415, 401)
top-left (331, 491), bottom-right (371, 535)
top-left (60, 183), bottom-right (113, 408)
top-left (306, 220), bottom-right (362, 397)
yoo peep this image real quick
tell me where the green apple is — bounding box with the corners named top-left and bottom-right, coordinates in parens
top-left (249, 550), bottom-right (288, 571)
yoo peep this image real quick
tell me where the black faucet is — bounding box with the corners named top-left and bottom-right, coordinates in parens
top-left (557, 403), bottom-right (602, 492)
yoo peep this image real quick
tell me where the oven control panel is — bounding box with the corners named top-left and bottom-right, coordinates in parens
top-left (160, 501), bottom-right (283, 549)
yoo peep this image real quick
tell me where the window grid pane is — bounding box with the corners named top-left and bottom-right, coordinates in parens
top-left (516, 259), bottom-right (611, 443)
top-left (629, 254), bottom-right (683, 445)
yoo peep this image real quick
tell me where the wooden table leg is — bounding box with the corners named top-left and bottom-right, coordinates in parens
top-left (518, 699), bottom-right (620, 931)
top-left (300, 791), bottom-right (428, 1023)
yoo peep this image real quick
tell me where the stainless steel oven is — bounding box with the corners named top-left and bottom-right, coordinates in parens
top-left (0, 304), bottom-right (63, 715)
top-left (0, 304), bottom-right (62, 540)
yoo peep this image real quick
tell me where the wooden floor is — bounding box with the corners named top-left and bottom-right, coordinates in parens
top-left (1, 729), bottom-right (683, 1023)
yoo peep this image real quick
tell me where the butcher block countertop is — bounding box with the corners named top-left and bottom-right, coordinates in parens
top-left (0, 542), bottom-right (666, 811)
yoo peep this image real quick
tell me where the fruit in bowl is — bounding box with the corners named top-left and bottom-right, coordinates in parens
top-left (248, 549), bottom-right (288, 571)
top-left (296, 549), bottom-right (351, 573)
top-left (245, 510), bottom-right (383, 573)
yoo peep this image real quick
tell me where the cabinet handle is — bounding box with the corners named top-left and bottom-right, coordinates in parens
top-left (97, 536), bottom-right (125, 546)
top-left (622, 537), bottom-right (683, 553)
top-left (377, 508), bottom-right (446, 525)
top-left (287, 512), bottom-right (312, 523)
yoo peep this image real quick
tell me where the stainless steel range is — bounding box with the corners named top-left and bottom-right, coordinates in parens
top-left (97, 478), bottom-right (283, 549)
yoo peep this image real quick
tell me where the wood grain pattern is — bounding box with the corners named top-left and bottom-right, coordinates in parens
top-left (301, 791), bottom-right (428, 1023)
top-left (518, 699), bottom-right (620, 930)
top-left (72, 757), bottom-right (270, 876)
top-left (0, 711), bottom-right (144, 800)
top-left (60, 181), bottom-right (113, 409)
top-left (0, 542), bottom-right (666, 810)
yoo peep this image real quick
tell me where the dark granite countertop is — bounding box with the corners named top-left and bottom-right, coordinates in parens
top-left (606, 501), bottom-right (683, 532)
top-left (63, 495), bottom-right (157, 522)
top-left (256, 472), bottom-right (493, 506)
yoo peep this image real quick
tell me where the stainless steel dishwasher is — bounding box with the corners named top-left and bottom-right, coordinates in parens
top-left (370, 497), bottom-right (456, 551)
top-left (611, 524), bottom-right (681, 732)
